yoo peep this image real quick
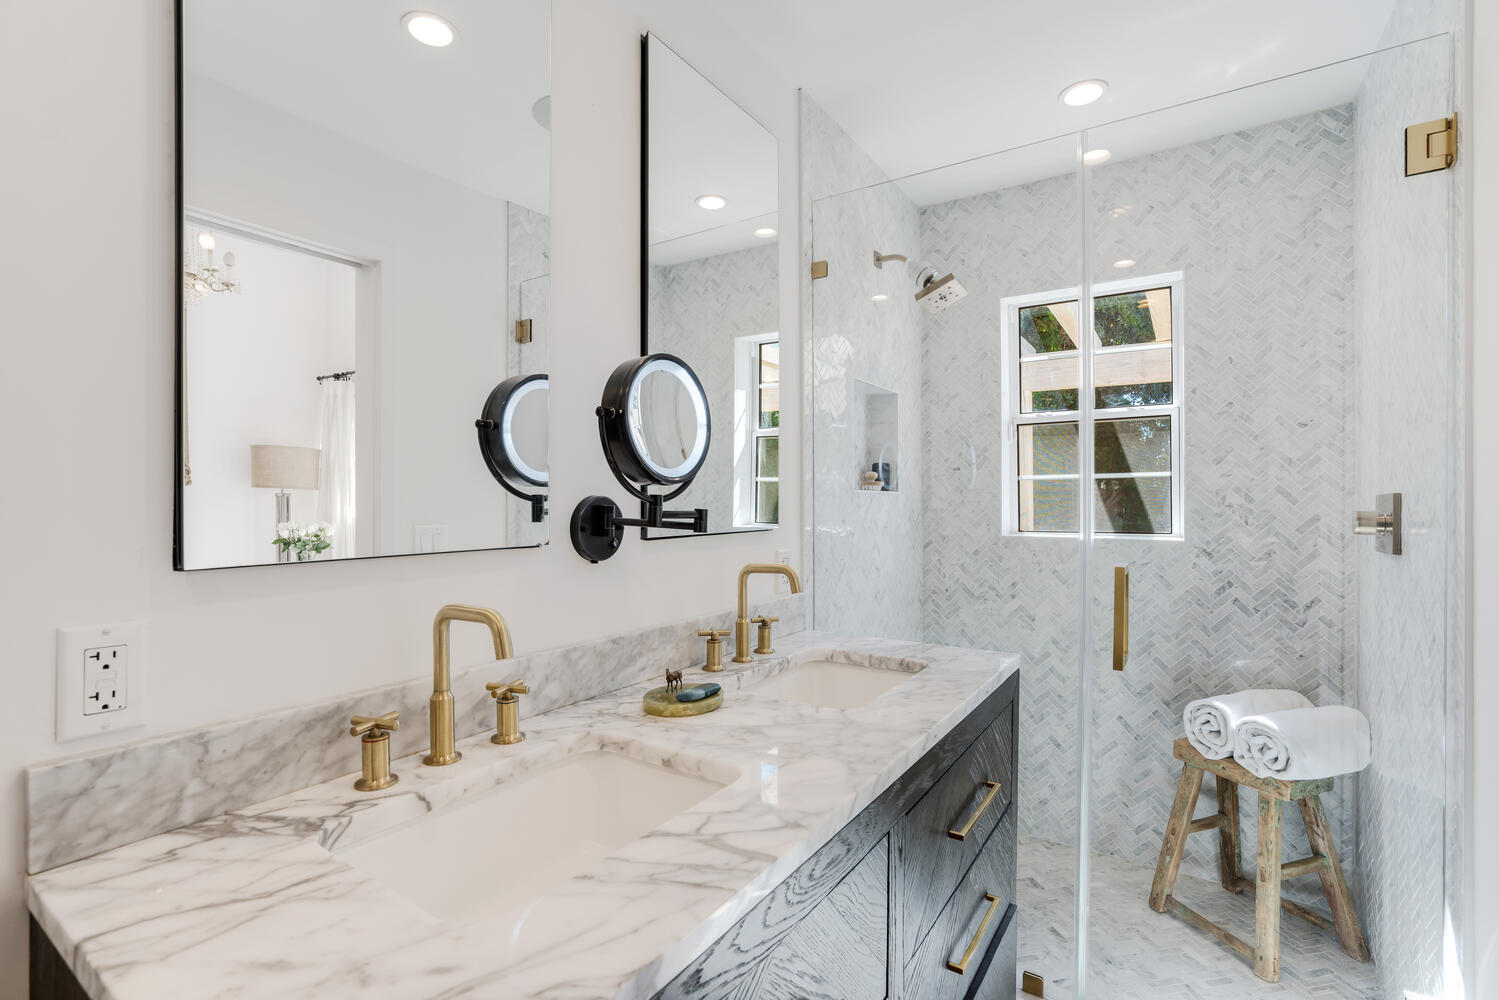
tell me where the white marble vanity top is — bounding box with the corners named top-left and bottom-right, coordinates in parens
top-left (27, 632), bottom-right (1017, 1000)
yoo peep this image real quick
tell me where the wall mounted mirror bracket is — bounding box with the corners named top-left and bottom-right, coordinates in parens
top-left (571, 354), bottom-right (711, 562)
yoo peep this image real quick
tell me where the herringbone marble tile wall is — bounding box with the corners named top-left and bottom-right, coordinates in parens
top-left (505, 202), bottom-right (549, 547)
top-left (1352, 34), bottom-right (1453, 999)
top-left (647, 244), bottom-right (779, 532)
top-left (918, 108), bottom-right (1360, 885)
top-left (805, 97), bottom-right (925, 640)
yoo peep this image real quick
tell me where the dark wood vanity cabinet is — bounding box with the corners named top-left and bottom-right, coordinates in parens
top-left (656, 673), bottom-right (1019, 1000)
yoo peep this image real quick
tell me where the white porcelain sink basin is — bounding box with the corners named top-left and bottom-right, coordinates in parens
top-left (751, 658), bottom-right (921, 709)
top-left (337, 750), bottom-right (725, 923)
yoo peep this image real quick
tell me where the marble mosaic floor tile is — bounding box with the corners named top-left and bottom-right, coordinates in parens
top-left (1013, 836), bottom-right (1380, 999)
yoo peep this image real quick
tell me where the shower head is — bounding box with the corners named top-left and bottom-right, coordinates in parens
top-left (915, 267), bottom-right (967, 314)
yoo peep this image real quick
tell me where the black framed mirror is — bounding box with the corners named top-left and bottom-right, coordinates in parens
top-left (571, 354), bottom-right (711, 562)
top-left (641, 34), bottom-right (780, 539)
top-left (174, 0), bottom-right (551, 569)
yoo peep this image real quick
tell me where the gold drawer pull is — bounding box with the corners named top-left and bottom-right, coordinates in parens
top-left (946, 892), bottom-right (1002, 974)
top-left (947, 781), bottom-right (1002, 841)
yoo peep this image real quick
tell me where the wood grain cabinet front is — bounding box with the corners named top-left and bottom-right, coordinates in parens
top-left (897, 703), bottom-right (1015, 962)
top-left (654, 673), bottom-right (1019, 1000)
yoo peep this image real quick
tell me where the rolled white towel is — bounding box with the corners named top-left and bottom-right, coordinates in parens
top-left (1183, 689), bottom-right (1313, 759)
top-left (1232, 706), bottom-right (1372, 781)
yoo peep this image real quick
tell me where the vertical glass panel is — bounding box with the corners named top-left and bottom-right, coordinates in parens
top-left (813, 131), bottom-right (1084, 995)
top-left (755, 481), bottom-right (778, 523)
top-left (1083, 39), bottom-right (1453, 1000)
top-left (1019, 300), bottom-right (1080, 353)
top-left (759, 342), bottom-right (780, 384)
top-left (760, 383), bottom-right (780, 429)
top-left (1093, 347), bottom-right (1172, 407)
top-left (755, 436), bottom-right (779, 478)
top-left (1092, 476), bottom-right (1170, 534)
top-left (1094, 417), bottom-right (1171, 474)
top-left (1094, 287), bottom-right (1171, 346)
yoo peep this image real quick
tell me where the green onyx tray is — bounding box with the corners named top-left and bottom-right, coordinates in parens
top-left (643, 683), bottom-right (723, 718)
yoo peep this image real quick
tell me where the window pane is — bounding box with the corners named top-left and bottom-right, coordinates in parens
top-left (1020, 356), bottom-right (1079, 413)
top-left (1018, 301), bottom-right (1079, 354)
top-left (1020, 479), bottom-right (1079, 532)
top-left (756, 481), bottom-right (779, 523)
top-left (1094, 287), bottom-right (1171, 347)
top-left (1095, 416), bottom-right (1171, 474)
top-left (1094, 345), bottom-right (1172, 407)
top-left (759, 342), bottom-right (780, 385)
top-left (1019, 422), bottom-right (1078, 476)
top-left (756, 436), bottom-right (779, 478)
top-left (1095, 476), bottom-right (1172, 534)
top-left (759, 384), bottom-right (779, 428)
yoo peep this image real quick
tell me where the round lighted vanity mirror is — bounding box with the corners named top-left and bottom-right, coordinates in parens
top-left (603, 354), bottom-right (710, 486)
top-left (478, 373), bottom-right (549, 487)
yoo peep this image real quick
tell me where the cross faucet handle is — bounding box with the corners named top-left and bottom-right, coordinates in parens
top-left (751, 616), bottom-right (780, 626)
top-left (349, 712), bottom-right (400, 739)
top-left (486, 679), bottom-right (529, 701)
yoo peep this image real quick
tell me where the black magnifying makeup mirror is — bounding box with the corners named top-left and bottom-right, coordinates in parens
top-left (477, 373), bottom-right (549, 522)
top-left (571, 353), bottom-right (711, 561)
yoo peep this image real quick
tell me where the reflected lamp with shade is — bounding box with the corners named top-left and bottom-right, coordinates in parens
top-left (249, 445), bottom-right (320, 562)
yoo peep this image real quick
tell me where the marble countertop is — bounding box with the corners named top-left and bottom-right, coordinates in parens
top-left (28, 631), bottom-right (1018, 1000)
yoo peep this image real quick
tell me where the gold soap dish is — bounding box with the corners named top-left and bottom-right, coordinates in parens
top-left (643, 679), bottom-right (723, 718)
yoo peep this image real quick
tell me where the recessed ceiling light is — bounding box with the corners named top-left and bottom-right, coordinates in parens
top-left (870, 293), bottom-right (890, 302)
top-left (753, 227), bottom-right (777, 238)
top-left (1060, 79), bottom-right (1107, 107)
top-left (1113, 258), bottom-right (1136, 269)
top-left (696, 194), bottom-right (727, 211)
top-left (1083, 148), bottom-right (1111, 166)
top-left (1108, 205), bottom-right (1132, 219)
top-left (402, 11), bottom-right (455, 47)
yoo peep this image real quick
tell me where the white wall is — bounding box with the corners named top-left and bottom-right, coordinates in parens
top-left (183, 231), bottom-right (356, 568)
top-left (1467, 0), bottom-right (1496, 994)
top-left (0, 0), bottom-right (800, 994)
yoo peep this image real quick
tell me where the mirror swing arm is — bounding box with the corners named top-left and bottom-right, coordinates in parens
top-left (571, 353), bottom-right (711, 563)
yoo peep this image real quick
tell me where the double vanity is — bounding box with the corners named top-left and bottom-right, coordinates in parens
top-left (27, 605), bottom-right (1019, 1000)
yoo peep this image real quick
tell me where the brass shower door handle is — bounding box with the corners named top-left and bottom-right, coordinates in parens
top-left (1113, 566), bottom-right (1129, 671)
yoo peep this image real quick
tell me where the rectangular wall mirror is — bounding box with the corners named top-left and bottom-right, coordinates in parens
top-left (642, 34), bottom-right (780, 538)
top-left (176, 0), bottom-right (551, 570)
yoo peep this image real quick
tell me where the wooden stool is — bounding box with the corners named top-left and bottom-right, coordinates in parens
top-left (1148, 737), bottom-right (1370, 982)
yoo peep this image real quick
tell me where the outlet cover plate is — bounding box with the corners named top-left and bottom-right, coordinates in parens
top-left (775, 549), bottom-right (793, 593)
top-left (56, 621), bottom-right (145, 742)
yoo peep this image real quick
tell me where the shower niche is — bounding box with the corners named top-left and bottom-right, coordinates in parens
top-left (854, 380), bottom-right (899, 492)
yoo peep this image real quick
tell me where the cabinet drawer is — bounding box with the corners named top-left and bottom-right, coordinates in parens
top-left (899, 704), bottom-right (1014, 960)
top-left (904, 814), bottom-right (1017, 1000)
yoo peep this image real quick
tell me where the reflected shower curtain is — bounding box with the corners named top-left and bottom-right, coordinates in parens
top-left (316, 377), bottom-right (356, 558)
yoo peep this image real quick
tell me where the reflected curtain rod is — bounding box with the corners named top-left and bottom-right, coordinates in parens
top-left (316, 370), bottom-right (354, 382)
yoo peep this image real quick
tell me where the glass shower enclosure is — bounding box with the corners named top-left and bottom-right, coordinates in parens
top-left (808, 34), bottom-right (1458, 1000)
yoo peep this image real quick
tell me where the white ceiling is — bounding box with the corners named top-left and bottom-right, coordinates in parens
top-left (185, 0), bottom-right (551, 214)
top-left (709, 0), bottom-right (1403, 203)
top-left (647, 36), bottom-right (779, 266)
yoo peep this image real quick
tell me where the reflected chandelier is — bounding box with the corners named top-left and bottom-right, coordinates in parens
top-left (183, 228), bottom-right (240, 303)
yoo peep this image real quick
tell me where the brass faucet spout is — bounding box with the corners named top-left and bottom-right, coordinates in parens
top-left (734, 563), bottom-right (801, 663)
top-left (426, 604), bottom-right (514, 766)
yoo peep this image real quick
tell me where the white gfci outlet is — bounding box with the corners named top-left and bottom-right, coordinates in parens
top-left (775, 549), bottom-right (793, 593)
top-left (56, 622), bottom-right (145, 742)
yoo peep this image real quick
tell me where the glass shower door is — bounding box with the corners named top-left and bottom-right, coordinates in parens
top-left (808, 130), bottom-right (1089, 994)
top-left (1080, 37), bottom-right (1456, 1000)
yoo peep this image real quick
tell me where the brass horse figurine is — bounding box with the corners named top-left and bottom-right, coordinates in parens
top-left (665, 668), bottom-right (684, 692)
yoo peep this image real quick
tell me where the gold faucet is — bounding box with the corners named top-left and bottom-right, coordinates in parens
top-left (734, 563), bottom-right (801, 662)
top-left (426, 604), bottom-right (514, 766)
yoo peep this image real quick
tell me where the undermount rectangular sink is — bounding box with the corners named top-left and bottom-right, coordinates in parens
top-left (751, 658), bottom-right (922, 709)
top-left (336, 750), bottom-right (725, 923)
